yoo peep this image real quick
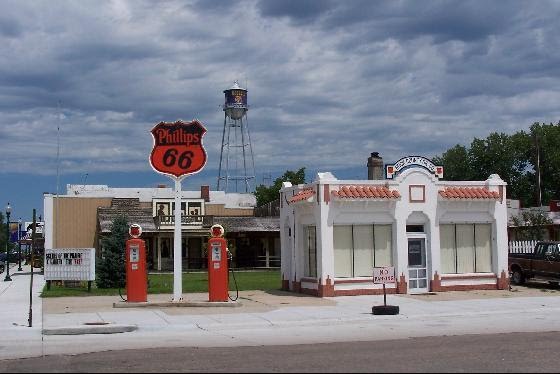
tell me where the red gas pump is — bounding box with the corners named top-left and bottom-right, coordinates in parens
top-left (207, 224), bottom-right (228, 302)
top-left (125, 224), bottom-right (147, 302)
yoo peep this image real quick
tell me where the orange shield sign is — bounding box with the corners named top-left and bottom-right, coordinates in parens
top-left (150, 120), bottom-right (207, 178)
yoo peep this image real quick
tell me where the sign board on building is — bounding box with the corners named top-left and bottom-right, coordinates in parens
top-left (386, 156), bottom-right (443, 179)
top-left (373, 266), bottom-right (396, 284)
top-left (24, 221), bottom-right (44, 235)
top-left (44, 248), bottom-right (96, 281)
top-left (149, 120), bottom-right (207, 179)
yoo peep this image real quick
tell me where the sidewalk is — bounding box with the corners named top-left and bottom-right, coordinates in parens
top-left (0, 263), bottom-right (45, 359)
top-left (2, 269), bottom-right (560, 360)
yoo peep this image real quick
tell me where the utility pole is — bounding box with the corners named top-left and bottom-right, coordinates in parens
top-left (28, 209), bottom-right (36, 327)
top-left (535, 131), bottom-right (542, 207)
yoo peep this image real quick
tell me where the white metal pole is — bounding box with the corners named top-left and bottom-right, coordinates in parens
top-left (173, 177), bottom-right (183, 301)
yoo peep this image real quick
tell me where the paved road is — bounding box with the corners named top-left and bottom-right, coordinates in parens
top-left (3, 266), bottom-right (560, 369)
top-left (1, 331), bottom-right (559, 372)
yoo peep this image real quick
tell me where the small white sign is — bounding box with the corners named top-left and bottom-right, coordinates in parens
top-left (373, 266), bottom-right (396, 284)
top-left (44, 248), bottom-right (96, 281)
top-left (129, 244), bottom-right (139, 263)
top-left (211, 244), bottom-right (221, 261)
top-left (24, 221), bottom-right (44, 235)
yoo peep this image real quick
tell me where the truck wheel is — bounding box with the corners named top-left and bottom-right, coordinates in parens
top-left (512, 269), bottom-right (525, 285)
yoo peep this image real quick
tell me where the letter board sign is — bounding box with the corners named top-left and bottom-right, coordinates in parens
top-left (44, 248), bottom-right (96, 281)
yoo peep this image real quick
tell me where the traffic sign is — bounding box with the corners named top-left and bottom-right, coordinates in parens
top-left (373, 266), bottom-right (396, 284)
top-left (149, 120), bottom-right (207, 178)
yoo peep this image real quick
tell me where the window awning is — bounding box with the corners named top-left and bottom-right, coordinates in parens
top-left (289, 188), bottom-right (315, 203)
top-left (438, 187), bottom-right (499, 200)
top-left (331, 185), bottom-right (400, 200)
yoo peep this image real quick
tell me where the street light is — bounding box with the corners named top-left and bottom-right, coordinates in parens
top-left (4, 203), bottom-right (12, 281)
top-left (17, 218), bottom-right (22, 271)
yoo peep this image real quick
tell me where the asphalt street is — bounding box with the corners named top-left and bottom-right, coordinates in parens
top-left (1, 264), bottom-right (560, 373)
top-left (1, 331), bottom-right (559, 372)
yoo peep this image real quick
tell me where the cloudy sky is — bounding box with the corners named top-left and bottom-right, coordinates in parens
top-left (1, 0), bottom-right (560, 221)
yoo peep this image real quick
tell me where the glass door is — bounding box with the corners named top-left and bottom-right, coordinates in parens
top-left (408, 237), bottom-right (428, 293)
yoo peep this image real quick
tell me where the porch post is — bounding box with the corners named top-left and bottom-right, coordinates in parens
top-left (265, 238), bottom-right (270, 268)
top-left (157, 236), bottom-right (162, 271)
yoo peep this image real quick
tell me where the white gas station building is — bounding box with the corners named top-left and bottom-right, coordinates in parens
top-left (279, 154), bottom-right (510, 296)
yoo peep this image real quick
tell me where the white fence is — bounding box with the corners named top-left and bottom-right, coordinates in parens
top-left (508, 240), bottom-right (537, 254)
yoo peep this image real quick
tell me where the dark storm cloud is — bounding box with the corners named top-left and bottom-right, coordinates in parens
top-left (0, 0), bottom-right (559, 181)
top-left (0, 16), bottom-right (23, 37)
top-left (190, 0), bottom-right (239, 12)
top-left (256, 0), bottom-right (519, 42)
top-left (0, 70), bottom-right (72, 92)
top-left (256, 0), bottom-right (334, 23)
top-left (325, 1), bottom-right (516, 42)
top-left (59, 41), bottom-right (166, 65)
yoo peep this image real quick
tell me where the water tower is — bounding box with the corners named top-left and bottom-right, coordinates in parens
top-left (217, 81), bottom-right (256, 193)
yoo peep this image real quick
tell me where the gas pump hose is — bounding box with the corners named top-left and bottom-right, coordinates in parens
top-left (118, 285), bottom-right (127, 302)
top-left (228, 259), bottom-right (239, 302)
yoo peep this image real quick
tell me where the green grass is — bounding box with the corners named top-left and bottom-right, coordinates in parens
top-left (41, 270), bottom-right (281, 297)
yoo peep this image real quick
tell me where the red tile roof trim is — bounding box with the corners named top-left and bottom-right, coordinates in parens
top-left (331, 185), bottom-right (401, 199)
top-left (289, 188), bottom-right (316, 203)
top-left (439, 187), bottom-right (500, 200)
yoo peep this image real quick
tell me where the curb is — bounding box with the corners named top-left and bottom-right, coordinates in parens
top-left (113, 301), bottom-right (242, 308)
top-left (42, 324), bottom-right (138, 335)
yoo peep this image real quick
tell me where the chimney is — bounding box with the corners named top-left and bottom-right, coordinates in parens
top-left (367, 152), bottom-right (384, 180)
top-left (201, 185), bottom-right (210, 202)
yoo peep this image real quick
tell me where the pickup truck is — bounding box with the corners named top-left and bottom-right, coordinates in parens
top-left (509, 241), bottom-right (560, 285)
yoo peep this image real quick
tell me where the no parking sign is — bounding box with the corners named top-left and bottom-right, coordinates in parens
top-left (373, 266), bottom-right (395, 284)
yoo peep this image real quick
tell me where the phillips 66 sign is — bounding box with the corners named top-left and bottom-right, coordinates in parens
top-left (150, 120), bottom-right (207, 178)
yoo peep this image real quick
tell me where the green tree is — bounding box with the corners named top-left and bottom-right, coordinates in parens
top-left (255, 168), bottom-right (306, 206)
top-left (433, 122), bottom-right (560, 207)
top-left (469, 132), bottom-right (533, 205)
top-left (96, 214), bottom-right (128, 288)
top-left (433, 130), bottom-right (534, 206)
top-left (511, 209), bottom-right (553, 240)
top-left (531, 121), bottom-right (560, 205)
top-left (432, 144), bottom-right (473, 181)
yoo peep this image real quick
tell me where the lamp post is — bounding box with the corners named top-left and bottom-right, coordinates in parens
top-left (17, 218), bottom-right (22, 271)
top-left (4, 203), bottom-right (12, 281)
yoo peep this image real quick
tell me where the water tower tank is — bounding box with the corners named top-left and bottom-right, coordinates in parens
top-left (223, 81), bottom-right (248, 120)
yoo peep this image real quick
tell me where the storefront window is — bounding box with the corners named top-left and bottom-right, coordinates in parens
top-left (440, 224), bottom-right (492, 274)
top-left (334, 226), bottom-right (353, 277)
top-left (334, 224), bottom-right (393, 278)
top-left (353, 225), bottom-right (374, 277)
top-left (374, 225), bottom-right (392, 268)
top-left (304, 226), bottom-right (317, 277)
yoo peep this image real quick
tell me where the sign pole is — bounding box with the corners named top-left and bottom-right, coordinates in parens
top-left (149, 119), bottom-right (208, 303)
top-left (28, 209), bottom-right (36, 327)
top-left (383, 283), bottom-right (387, 306)
top-left (372, 266), bottom-right (399, 315)
top-left (173, 177), bottom-right (183, 302)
